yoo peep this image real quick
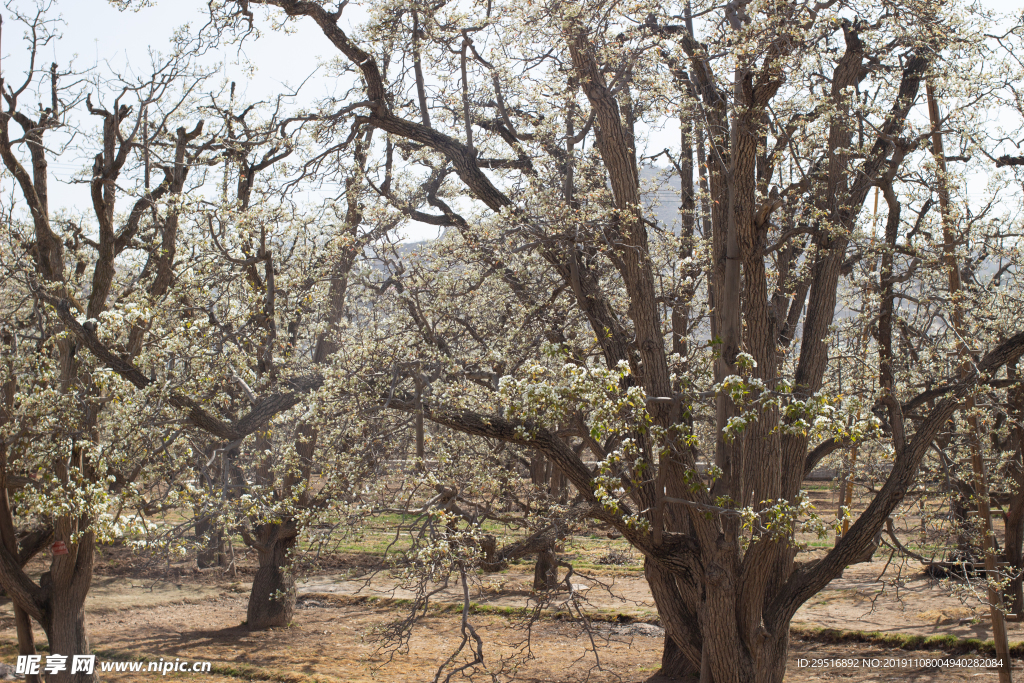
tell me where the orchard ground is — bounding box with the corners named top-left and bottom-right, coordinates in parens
top-left (2, 483), bottom-right (1023, 682)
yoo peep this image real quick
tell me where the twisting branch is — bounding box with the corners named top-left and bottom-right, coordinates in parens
top-left (39, 293), bottom-right (320, 441)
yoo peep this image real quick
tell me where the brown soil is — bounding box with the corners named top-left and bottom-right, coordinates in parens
top-left (5, 593), bottom-right (1016, 683)
top-left (296, 556), bottom-right (1024, 642)
top-left (3, 549), bottom-right (1023, 682)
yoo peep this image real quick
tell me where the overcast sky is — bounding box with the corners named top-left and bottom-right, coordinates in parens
top-left (57, 2), bottom-right (329, 100)
top-left (4, 0), bottom-right (1024, 241)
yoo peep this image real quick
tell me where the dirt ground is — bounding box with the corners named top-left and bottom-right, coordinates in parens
top-left (2, 546), bottom-right (1023, 682)
top-left (49, 595), bottom-right (1024, 682)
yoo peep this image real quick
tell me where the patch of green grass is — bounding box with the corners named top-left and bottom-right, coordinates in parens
top-left (791, 626), bottom-right (1024, 656)
top-left (299, 592), bottom-right (656, 625)
top-left (565, 560), bottom-right (644, 573)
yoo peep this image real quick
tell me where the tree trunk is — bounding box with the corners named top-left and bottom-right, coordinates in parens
top-left (550, 466), bottom-right (568, 505)
top-left (532, 546), bottom-right (558, 591)
top-left (0, 485), bottom-right (40, 683)
top-left (42, 592), bottom-right (93, 683)
top-left (645, 560), bottom-right (791, 683)
top-left (480, 534), bottom-right (498, 570)
top-left (529, 452), bottom-right (561, 590)
top-left (246, 522), bottom-right (297, 630)
top-left (1, 345), bottom-right (40, 683)
top-left (40, 532), bottom-right (97, 683)
top-left (748, 631), bottom-right (790, 683)
top-left (1005, 499), bottom-right (1024, 615)
top-left (1006, 365), bottom-right (1024, 616)
top-left (13, 608), bottom-right (41, 683)
top-left (195, 517), bottom-right (225, 569)
top-left (658, 635), bottom-right (699, 681)
top-left (948, 493), bottom-right (973, 558)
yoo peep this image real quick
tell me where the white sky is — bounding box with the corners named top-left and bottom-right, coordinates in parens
top-left (58, 2), bottom-right (328, 100)
top-left (4, 1), bottom-right (356, 233)
top-left (4, 0), bottom-right (1024, 241)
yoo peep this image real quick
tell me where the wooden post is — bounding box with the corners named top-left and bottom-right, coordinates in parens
top-left (143, 105), bottom-right (150, 191)
top-left (415, 369), bottom-right (425, 463)
top-left (840, 444), bottom-right (858, 538)
top-left (653, 464), bottom-right (665, 546)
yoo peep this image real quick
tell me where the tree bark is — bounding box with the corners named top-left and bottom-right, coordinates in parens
top-left (0, 496), bottom-right (40, 683)
top-left (529, 453), bottom-right (561, 590)
top-left (644, 559), bottom-right (791, 683)
top-left (1005, 363), bottom-right (1024, 615)
top-left (1006, 502), bottom-right (1024, 616)
top-left (195, 516), bottom-right (226, 570)
top-left (532, 546), bottom-right (558, 591)
top-left (39, 531), bottom-right (97, 683)
top-left (0, 421), bottom-right (40, 683)
top-left (658, 635), bottom-right (699, 681)
top-left (246, 522), bottom-right (297, 630)
top-left (43, 593), bottom-right (93, 683)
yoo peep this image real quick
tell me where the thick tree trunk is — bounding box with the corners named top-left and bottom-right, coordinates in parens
top-left (658, 636), bottom-right (699, 681)
top-left (480, 534), bottom-right (498, 569)
top-left (529, 453), bottom-right (562, 590)
top-left (40, 532), bottom-right (97, 683)
top-left (645, 560), bottom-right (790, 683)
top-left (950, 494), bottom-right (974, 558)
top-left (752, 631), bottom-right (791, 683)
top-left (246, 522), bottom-right (297, 630)
top-left (42, 593), bottom-right (93, 683)
top-left (14, 608), bottom-right (41, 683)
top-left (532, 546), bottom-right (558, 591)
top-left (195, 517), bottom-right (225, 569)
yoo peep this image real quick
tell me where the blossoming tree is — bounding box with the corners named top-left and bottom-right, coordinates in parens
top-left (204, 0), bottom-right (1024, 680)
